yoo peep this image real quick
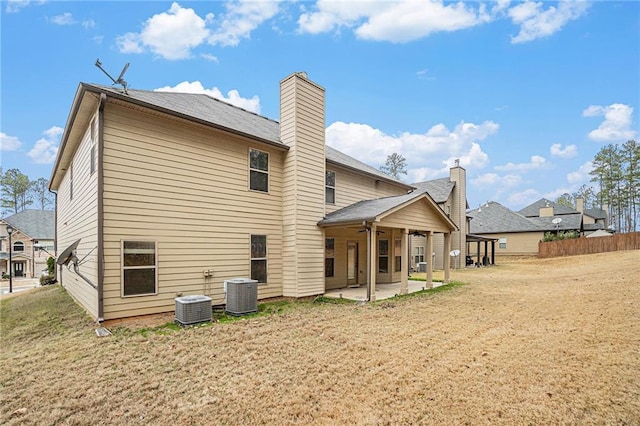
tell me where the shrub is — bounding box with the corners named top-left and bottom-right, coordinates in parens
top-left (543, 230), bottom-right (580, 242)
top-left (47, 256), bottom-right (55, 276)
top-left (40, 274), bottom-right (57, 286)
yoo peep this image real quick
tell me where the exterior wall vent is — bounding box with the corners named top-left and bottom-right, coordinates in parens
top-left (175, 295), bottom-right (212, 325)
top-left (225, 278), bottom-right (258, 316)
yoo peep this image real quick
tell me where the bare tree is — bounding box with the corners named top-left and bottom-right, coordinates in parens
top-left (30, 177), bottom-right (54, 210)
top-left (380, 153), bottom-right (408, 180)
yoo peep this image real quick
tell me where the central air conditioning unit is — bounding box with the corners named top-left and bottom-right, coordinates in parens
top-left (225, 278), bottom-right (258, 316)
top-left (175, 295), bottom-right (212, 325)
top-left (418, 262), bottom-right (427, 273)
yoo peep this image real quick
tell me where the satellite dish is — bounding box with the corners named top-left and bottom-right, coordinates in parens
top-left (57, 239), bottom-right (81, 266)
top-left (552, 218), bottom-right (562, 224)
top-left (450, 249), bottom-right (461, 257)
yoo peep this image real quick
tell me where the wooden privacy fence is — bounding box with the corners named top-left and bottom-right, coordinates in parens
top-left (538, 232), bottom-right (640, 258)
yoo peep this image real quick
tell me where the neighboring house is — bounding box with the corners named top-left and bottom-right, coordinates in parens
top-left (49, 72), bottom-right (458, 321)
top-left (1, 210), bottom-right (56, 278)
top-left (468, 198), bottom-right (609, 256)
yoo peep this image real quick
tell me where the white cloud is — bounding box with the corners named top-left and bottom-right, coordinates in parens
top-left (550, 143), bottom-right (578, 159)
top-left (326, 119), bottom-right (498, 183)
top-left (298, 0), bottom-right (491, 42)
top-left (472, 172), bottom-right (521, 188)
top-left (82, 19), bottom-right (96, 29)
top-left (0, 132), bottom-right (22, 151)
top-left (200, 53), bottom-right (219, 62)
top-left (567, 161), bottom-right (594, 185)
top-left (5, 0), bottom-right (41, 13)
top-left (494, 155), bottom-right (548, 172)
top-left (583, 103), bottom-right (636, 142)
top-left (117, 2), bottom-right (211, 60)
top-left (155, 81), bottom-right (261, 113)
top-left (509, 0), bottom-right (590, 44)
top-left (27, 126), bottom-right (63, 164)
top-left (50, 12), bottom-right (76, 25)
top-left (209, 0), bottom-right (280, 46)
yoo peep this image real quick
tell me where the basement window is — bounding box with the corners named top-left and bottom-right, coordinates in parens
top-left (122, 241), bottom-right (158, 297)
top-left (249, 149), bottom-right (269, 193)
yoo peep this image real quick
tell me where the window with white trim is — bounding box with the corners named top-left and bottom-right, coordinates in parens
top-left (394, 238), bottom-right (402, 272)
top-left (251, 235), bottom-right (267, 283)
top-left (414, 246), bottom-right (425, 265)
top-left (122, 241), bottom-right (158, 296)
top-left (499, 238), bottom-right (507, 249)
top-left (378, 239), bottom-right (389, 273)
top-left (325, 238), bottom-right (335, 277)
top-left (249, 149), bottom-right (269, 192)
top-left (326, 171), bottom-right (335, 204)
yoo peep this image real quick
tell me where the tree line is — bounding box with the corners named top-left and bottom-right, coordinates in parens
top-left (0, 168), bottom-right (54, 215)
top-left (556, 140), bottom-right (639, 233)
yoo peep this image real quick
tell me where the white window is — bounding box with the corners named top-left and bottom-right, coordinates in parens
top-left (414, 246), bottom-right (425, 265)
top-left (378, 239), bottom-right (389, 273)
top-left (394, 238), bottom-right (402, 272)
top-left (499, 238), bottom-right (507, 249)
top-left (251, 235), bottom-right (267, 283)
top-left (122, 241), bottom-right (158, 296)
top-left (326, 171), bottom-right (336, 204)
top-left (249, 149), bottom-right (269, 192)
top-left (325, 238), bottom-right (334, 277)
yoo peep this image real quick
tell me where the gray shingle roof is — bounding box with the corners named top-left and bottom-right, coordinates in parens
top-left (319, 191), bottom-right (427, 226)
top-left (469, 202), bottom-right (543, 233)
top-left (529, 214), bottom-right (582, 231)
top-left (584, 208), bottom-right (607, 220)
top-left (3, 210), bottom-right (55, 239)
top-left (412, 178), bottom-right (455, 203)
top-left (85, 84), bottom-right (410, 189)
top-left (518, 198), bottom-right (578, 217)
top-left (86, 83), bottom-right (284, 147)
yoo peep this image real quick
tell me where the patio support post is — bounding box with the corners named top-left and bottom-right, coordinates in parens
top-left (491, 240), bottom-right (496, 265)
top-left (443, 232), bottom-right (451, 284)
top-left (426, 231), bottom-right (433, 289)
top-left (400, 228), bottom-right (409, 295)
top-left (369, 223), bottom-right (377, 302)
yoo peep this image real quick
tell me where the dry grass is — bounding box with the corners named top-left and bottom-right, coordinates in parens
top-left (1, 250), bottom-right (639, 425)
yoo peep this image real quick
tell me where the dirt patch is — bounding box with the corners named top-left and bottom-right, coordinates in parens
top-left (1, 250), bottom-right (639, 425)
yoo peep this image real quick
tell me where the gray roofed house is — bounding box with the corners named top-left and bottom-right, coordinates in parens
top-left (530, 214), bottom-right (583, 231)
top-left (1, 209), bottom-right (55, 279)
top-left (518, 198), bottom-right (577, 217)
top-left (468, 202), bottom-right (543, 234)
top-left (412, 178), bottom-right (455, 204)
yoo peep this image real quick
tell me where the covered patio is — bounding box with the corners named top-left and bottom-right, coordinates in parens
top-left (319, 191), bottom-right (458, 302)
top-left (324, 279), bottom-right (449, 301)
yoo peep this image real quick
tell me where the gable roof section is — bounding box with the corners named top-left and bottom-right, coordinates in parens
top-left (412, 178), bottom-right (455, 203)
top-left (326, 146), bottom-right (412, 189)
top-left (529, 213), bottom-right (582, 231)
top-left (318, 191), bottom-right (456, 230)
top-left (3, 210), bottom-right (55, 240)
top-left (52, 83), bottom-right (410, 190)
top-left (469, 202), bottom-right (544, 233)
top-left (584, 208), bottom-right (607, 220)
top-left (518, 198), bottom-right (578, 217)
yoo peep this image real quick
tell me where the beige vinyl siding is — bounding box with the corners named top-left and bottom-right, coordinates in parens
top-left (325, 165), bottom-right (406, 215)
top-left (56, 114), bottom-right (99, 318)
top-left (101, 102), bottom-right (284, 319)
top-left (449, 167), bottom-right (467, 269)
top-left (470, 232), bottom-right (544, 256)
top-left (381, 198), bottom-right (452, 232)
top-left (280, 74), bottom-right (326, 298)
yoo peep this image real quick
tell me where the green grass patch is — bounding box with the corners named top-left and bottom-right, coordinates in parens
top-left (312, 296), bottom-right (359, 305)
top-left (385, 280), bottom-right (467, 301)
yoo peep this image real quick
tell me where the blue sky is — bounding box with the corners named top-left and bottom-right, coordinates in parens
top-left (1, 0), bottom-right (638, 210)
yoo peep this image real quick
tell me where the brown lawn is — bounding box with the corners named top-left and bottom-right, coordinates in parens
top-left (1, 250), bottom-right (639, 425)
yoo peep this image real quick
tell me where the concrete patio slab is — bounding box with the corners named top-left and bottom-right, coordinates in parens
top-left (324, 279), bottom-right (447, 301)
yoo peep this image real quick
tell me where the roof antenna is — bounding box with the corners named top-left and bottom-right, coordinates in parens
top-left (95, 58), bottom-right (129, 94)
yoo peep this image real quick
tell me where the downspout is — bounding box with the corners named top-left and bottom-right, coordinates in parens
top-left (97, 93), bottom-right (106, 322)
top-left (49, 189), bottom-right (58, 284)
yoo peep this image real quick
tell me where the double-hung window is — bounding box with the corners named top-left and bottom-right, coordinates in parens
top-left (122, 241), bottom-right (158, 296)
top-left (414, 246), bottom-right (425, 265)
top-left (249, 149), bottom-right (269, 192)
top-left (378, 239), bottom-right (389, 273)
top-left (499, 238), bottom-right (507, 249)
top-left (325, 171), bottom-right (336, 204)
top-left (325, 238), bottom-right (335, 277)
top-left (251, 235), bottom-right (267, 283)
top-left (394, 238), bottom-right (402, 272)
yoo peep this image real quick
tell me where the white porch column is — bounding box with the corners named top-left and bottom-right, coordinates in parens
top-left (369, 223), bottom-right (377, 301)
top-left (426, 231), bottom-right (433, 289)
top-left (443, 232), bottom-right (451, 284)
top-left (401, 228), bottom-right (409, 295)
